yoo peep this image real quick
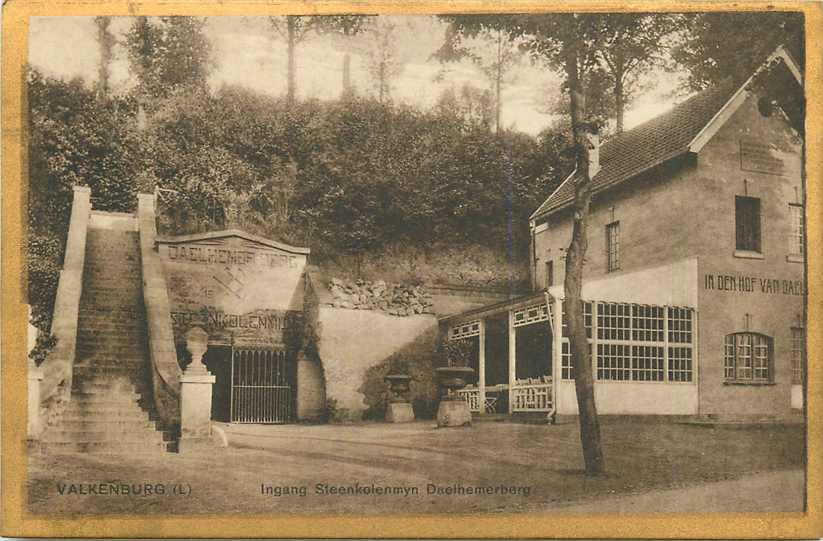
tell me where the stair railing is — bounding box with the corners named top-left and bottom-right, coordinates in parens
top-left (137, 193), bottom-right (183, 432)
top-left (33, 186), bottom-right (92, 437)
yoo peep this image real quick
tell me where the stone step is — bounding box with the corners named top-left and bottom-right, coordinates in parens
top-left (59, 409), bottom-right (151, 422)
top-left (44, 427), bottom-right (166, 441)
top-left (71, 390), bottom-right (142, 400)
top-left (38, 441), bottom-right (170, 454)
top-left (57, 418), bottom-right (159, 430)
top-left (61, 404), bottom-right (155, 419)
top-left (72, 368), bottom-right (145, 378)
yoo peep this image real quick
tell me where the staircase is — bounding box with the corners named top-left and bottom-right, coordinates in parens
top-left (41, 213), bottom-right (175, 453)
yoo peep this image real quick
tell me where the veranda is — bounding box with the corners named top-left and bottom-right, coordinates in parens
top-left (440, 290), bottom-right (697, 418)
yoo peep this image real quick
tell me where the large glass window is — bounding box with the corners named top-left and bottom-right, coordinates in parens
top-left (735, 196), bottom-right (761, 252)
top-left (724, 332), bottom-right (772, 383)
top-left (561, 301), bottom-right (694, 383)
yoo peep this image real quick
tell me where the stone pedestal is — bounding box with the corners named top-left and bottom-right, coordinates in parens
top-left (436, 399), bottom-right (472, 428)
top-left (179, 369), bottom-right (216, 452)
top-left (27, 361), bottom-right (44, 440)
top-left (385, 402), bottom-right (415, 423)
top-left (179, 327), bottom-right (215, 453)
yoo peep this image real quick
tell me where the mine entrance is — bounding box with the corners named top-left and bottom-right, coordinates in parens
top-left (230, 347), bottom-right (295, 424)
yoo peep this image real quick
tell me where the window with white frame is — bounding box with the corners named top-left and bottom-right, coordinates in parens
top-left (724, 332), bottom-right (772, 383)
top-left (560, 301), bottom-right (694, 383)
top-left (606, 221), bottom-right (620, 272)
top-left (789, 204), bottom-right (804, 257)
top-left (791, 327), bottom-right (804, 385)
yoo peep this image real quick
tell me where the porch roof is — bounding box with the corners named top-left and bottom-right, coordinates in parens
top-left (438, 290), bottom-right (551, 325)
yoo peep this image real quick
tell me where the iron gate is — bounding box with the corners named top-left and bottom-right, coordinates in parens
top-left (230, 347), bottom-right (294, 423)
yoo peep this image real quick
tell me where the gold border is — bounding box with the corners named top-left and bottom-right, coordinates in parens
top-left (2, 1), bottom-right (821, 537)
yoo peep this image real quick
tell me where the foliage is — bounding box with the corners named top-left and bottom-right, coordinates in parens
top-left (442, 339), bottom-right (474, 368)
top-left (29, 332), bottom-right (58, 367)
top-left (124, 16), bottom-right (214, 105)
top-left (364, 17), bottom-right (404, 103)
top-left (671, 12), bottom-right (804, 92)
top-left (27, 68), bottom-right (143, 331)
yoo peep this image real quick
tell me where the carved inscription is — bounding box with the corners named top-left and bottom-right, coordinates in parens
top-left (167, 244), bottom-right (299, 268)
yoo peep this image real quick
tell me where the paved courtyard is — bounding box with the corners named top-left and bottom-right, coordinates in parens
top-left (27, 419), bottom-right (804, 516)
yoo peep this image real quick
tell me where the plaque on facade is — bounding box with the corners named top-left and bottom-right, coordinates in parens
top-left (739, 137), bottom-right (785, 176)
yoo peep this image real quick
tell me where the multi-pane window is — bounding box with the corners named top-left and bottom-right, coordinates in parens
top-left (735, 196), bottom-right (761, 252)
top-left (792, 327), bottom-right (804, 385)
top-left (789, 204), bottom-right (804, 257)
top-left (545, 260), bottom-right (554, 288)
top-left (561, 301), bottom-right (694, 383)
top-left (606, 221), bottom-right (620, 272)
top-left (724, 332), bottom-right (772, 382)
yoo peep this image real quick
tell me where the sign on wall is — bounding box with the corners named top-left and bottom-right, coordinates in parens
top-left (703, 273), bottom-right (803, 296)
top-left (739, 137), bottom-right (785, 176)
top-left (157, 230), bottom-right (309, 346)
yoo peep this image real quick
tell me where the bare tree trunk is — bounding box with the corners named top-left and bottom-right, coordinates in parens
top-left (343, 53), bottom-right (352, 94)
top-left (495, 30), bottom-right (502, 135)
top-left (286, 17), bottom-right (297, 106)
top-left (563, 43), bottom-right (605, 477)
top-left (94, 16), bottom-right (114, 97)
top-left (615, 76), bottom-right (624, 134)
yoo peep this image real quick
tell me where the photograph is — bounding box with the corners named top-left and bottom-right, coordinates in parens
top-left (5, 2), bottom-right (817, 534)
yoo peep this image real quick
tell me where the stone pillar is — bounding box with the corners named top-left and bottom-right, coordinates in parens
top-left (27, 359), bottom-right (44, 440)
top-left (178, 327), bottom-right (216, 452)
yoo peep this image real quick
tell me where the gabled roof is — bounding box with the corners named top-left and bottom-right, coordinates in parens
top-left (156, 228), bottom-right (310, 255)
top-left (531, 47), bottom-right (803, 222)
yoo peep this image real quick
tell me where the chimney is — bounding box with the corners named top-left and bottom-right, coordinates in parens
top-left (586, 132), bottom-right (601, 179)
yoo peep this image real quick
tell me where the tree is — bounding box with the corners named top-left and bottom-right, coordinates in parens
top-left (594, 14), bottom-right (682, 132)
top-left (315, 15), bottom-right (372, 95)
top-left (672, 12), bottom-right (804, 91)
top-left (435, 21), bottom-right (522, 134)
top-left (269, 16), bottom-right (315, 105)
top-left (124, 16), bottom-right (214, 106)
top-left (93, 16), bottom-right (116, 97)
top-left (446, 13), bottom-right (613, 476)
top-left (435, 83), bottom-right (494, 130)
top-left (364, 17), bottom-right (404, 103)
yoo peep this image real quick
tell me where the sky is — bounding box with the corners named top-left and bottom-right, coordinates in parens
top-left (28, 16), bottom-right (685, 136)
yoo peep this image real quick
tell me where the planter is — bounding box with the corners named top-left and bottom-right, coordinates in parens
top-left (434, 366), bottom-right (475, 398)
top-left (384, 373), bottom-right (414, 423)
top-left (384, 374), bottom-right (412, 402)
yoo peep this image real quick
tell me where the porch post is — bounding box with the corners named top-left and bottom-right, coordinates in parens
top-left (478, 319), bottom-right (486, 413)
top-left (553, 298), bottom-right (563, 414)
top-left (508, 309), bottom-right (516, 414)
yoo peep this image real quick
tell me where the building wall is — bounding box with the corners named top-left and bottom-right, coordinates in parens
top-left (316, 307), bottom-right (438, 421)
top-left (694, 92), bottom-right (803, 417)
top-left (535, 89), bottom-right (804, 418)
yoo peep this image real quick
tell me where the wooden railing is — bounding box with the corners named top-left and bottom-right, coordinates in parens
top-left (456, 387), bottom-right (482, 412)
top-left (512, 376), bottom-right (553, 412)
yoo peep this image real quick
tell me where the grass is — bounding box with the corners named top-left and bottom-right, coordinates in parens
top-left (27, 419), bottom-right (804, 516)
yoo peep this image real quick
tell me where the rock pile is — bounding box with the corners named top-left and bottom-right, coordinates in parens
top-left (329, 278), bottom-right (434, 316)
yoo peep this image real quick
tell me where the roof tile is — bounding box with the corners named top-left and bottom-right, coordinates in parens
top-left (532, 80), bottom-right (738, 219)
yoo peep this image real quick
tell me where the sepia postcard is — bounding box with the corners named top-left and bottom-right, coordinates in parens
top-left (2, 0), bottom-right (822, 538)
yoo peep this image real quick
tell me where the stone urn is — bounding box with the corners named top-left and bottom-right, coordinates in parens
top-left (434, 366), bottom-right (475, 428)
top-left (384, 373), bottom-right (414, 423)
top-left (434, 366), bottom-right (475, 397)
